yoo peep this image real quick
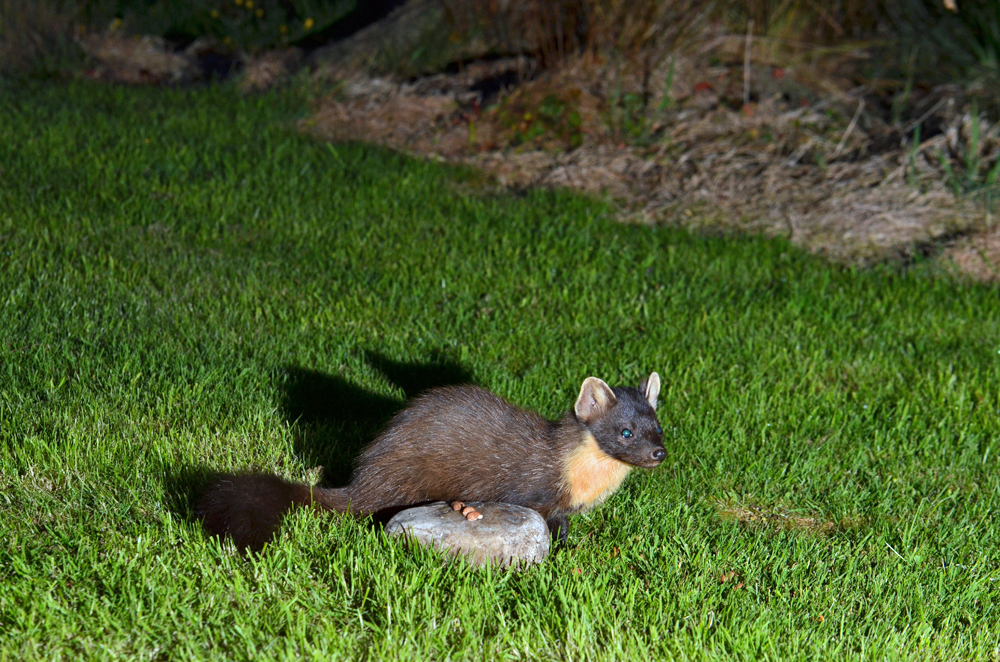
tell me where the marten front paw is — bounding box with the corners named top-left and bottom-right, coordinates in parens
top-left (450, 501), bottom-right (483, 521)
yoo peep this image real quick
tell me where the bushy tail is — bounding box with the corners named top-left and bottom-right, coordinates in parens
top-left (196, 473), bottom-right (350, 552)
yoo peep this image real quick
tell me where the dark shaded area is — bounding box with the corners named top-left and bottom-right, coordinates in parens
top-left (281, 366), bottom-right (399, 429)
top-left (362, 349), bottom-right (474, 400)
top-left (279, 367), bottom-right (398, 485)
top-left (294, 0), bottom-right (409, 51)
top-left (113, 0), bottom-right (409, 84)
top-left (163, 464), bottom-right (222, 522)
top-left (194, 49), bottom-right (238, 81)
top-left (280, 349), bottom-right (475, 486)
top-left (469, 68), bottom-right (523, 106)
top-left (280, 350), bottom-right (474, 485)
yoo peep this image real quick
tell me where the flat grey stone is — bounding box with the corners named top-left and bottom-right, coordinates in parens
top-left (385, 502), bottom-right (550, 568)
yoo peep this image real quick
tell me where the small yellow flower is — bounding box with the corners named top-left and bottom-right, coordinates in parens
top-left (210, 9), bottom-right (220, 18)
top-left (234, 0), bottom-right (242, 5)
top-left (304, 17), bottom-right (314, 29)
top-left (279, 24), bottom-right (288, 34)
top-left (255, 8), bottom-right (263, 17)
top-left (245, 0), bottom-right (253, 8)
top-left (110, 17), bottom-right (123, 30)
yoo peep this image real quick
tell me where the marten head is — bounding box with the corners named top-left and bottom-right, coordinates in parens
top-left (574, 372), bottom-right (666, 468)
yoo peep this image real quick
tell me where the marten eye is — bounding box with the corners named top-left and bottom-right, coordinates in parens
top-left (656, 425), bottom-right (662, 435)
top-left (621, 429), bottom-right (632, 438)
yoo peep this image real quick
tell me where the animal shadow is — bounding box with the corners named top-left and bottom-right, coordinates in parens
top-left (280, 349), bottom-right (475, 486)
top-left (169, 352), bottom-right (575, 551)
top-left (162, 464), bottom-right (227, 521)
top-left (164, 349), bottom-right (473, 526)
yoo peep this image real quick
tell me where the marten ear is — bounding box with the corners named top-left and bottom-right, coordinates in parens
top-left (575, 377), bottom-right (617, 423)
top-left (639, 372), bottom-right (660, 410)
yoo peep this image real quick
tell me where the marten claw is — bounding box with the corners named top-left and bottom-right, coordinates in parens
top-left (450, 501), bottom-right (483, 521)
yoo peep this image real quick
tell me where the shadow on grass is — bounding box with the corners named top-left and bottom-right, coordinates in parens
top-left (164, 349), bottom-right (475, 526)
top-left (282, 349), bottom-right (475, 486)
top-left (162, 464), bottom-right (226, 521)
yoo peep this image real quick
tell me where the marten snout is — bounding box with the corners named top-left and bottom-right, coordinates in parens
top-left (627, 441), bottom-right (666, 468)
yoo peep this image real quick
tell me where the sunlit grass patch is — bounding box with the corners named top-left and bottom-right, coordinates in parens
top-left (1, 80), bottom-right (999, 661)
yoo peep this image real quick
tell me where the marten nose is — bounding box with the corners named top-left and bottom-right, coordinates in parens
top-left (650, 448), bottom-right (665, 462)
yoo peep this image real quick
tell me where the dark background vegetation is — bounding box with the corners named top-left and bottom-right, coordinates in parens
top-left (2, 0), bottom-right (998, 102)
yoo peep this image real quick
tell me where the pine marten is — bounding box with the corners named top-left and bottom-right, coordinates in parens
top-left (197, 372), bottom-right (665, 551)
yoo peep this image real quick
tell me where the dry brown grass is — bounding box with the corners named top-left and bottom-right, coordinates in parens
top-left (78, 32), bottom-right (199, 84)
top-left (440, 0), bottom-right (705, 68)
top-left (76, 32), bottom-right (304, 91)
top-left (942, 226), bottom-right (1000, 281)
top-left (239, 48), bottom-right (303, 93)
top-left (714, 498), bottom-right (861, 536)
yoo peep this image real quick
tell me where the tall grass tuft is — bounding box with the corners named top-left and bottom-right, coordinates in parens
top-left (441, 0), bottom-right (706, 69)
top-left (718, 0), bottom-right (999, 97)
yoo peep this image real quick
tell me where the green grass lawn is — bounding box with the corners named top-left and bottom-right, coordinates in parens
top-left (1, 81), bottom-right (998, 661)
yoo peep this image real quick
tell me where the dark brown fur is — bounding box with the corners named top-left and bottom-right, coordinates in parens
top-left (197, 374), bottom-right (665, 551)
